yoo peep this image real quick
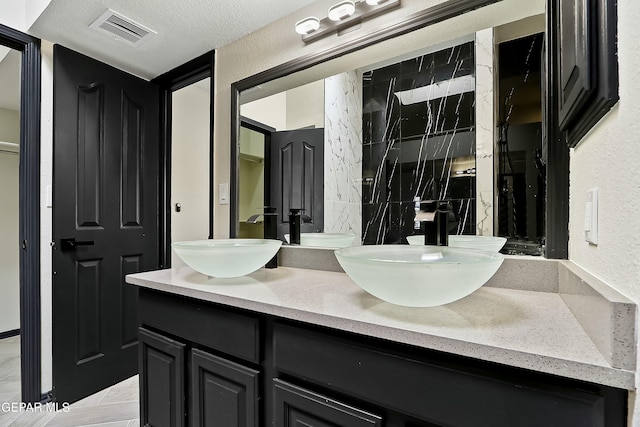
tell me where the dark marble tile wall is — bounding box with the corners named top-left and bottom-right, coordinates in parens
top-left (362, 41), bottom-right (476, 244)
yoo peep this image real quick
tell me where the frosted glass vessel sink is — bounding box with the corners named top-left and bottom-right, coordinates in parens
top-left (172, 239), bottom-right (282, 278)
top-left (284, 232), bottom-right (355, 248)
top-left (406, 235), bottom-right (507, 252)
top-left (335, 245), bottom-right (504, 307)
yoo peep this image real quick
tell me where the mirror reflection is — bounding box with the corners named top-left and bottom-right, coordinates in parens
top-left (237, 13), bottom-right (545, 255)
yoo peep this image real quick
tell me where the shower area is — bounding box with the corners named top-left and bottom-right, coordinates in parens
top-left (361, 31), bottom-right (546, 252)
top-left (361, 40), bottom-right (476, 245)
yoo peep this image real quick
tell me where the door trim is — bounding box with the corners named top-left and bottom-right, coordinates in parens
top-left (152, 51), bottom-right (215, 268)
top-left (0, 23), bottom-right (42, 404)
top-left (239, 117), bottom-right (275, 216)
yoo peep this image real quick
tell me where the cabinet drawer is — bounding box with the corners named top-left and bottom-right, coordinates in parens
top-left (139, 288), bottom-right (260, 363)
top-left (273, 379), bottom-right (382, 427)
top-left (273, 323), bottom-right (617, 427)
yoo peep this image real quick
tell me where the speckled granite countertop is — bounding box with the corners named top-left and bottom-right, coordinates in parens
top-left (126, 266), bottom-right (635, 390)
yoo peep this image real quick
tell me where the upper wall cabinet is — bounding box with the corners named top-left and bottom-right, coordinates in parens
top-left (553, 0), bottom-right (618, 147)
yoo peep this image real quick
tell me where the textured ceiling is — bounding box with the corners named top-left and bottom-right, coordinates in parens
top-left (28, 0), bottom-right (320, 80)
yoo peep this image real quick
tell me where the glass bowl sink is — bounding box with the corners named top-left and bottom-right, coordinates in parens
top-left (406, 235), bottom-right (507, 252)
top-left (172, 239), bottom-right (282, 278)
top-left (284, 232), bottom-right (355, 248)
top-left (334, 245), bottom-right (504, 307)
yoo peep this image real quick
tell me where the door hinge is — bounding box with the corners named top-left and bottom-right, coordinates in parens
top-left (22, 240), bottom-right (27, 251)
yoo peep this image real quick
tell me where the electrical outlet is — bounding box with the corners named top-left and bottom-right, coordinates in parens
top-left (584, 188), bottom-right (598, 244)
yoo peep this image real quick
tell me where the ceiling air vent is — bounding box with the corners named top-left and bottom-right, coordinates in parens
top-left (89, 9), bottom-right (156, 47)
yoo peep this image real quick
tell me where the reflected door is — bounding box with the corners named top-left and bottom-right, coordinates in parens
top-left (270, 128), bottom-right (324, 241)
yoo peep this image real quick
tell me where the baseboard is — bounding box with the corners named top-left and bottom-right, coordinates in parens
top-left (0, 328), bottom-right (19, 340)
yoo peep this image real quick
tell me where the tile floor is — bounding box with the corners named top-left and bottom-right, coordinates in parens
top-left (0, 336), bottom-right (140, 427)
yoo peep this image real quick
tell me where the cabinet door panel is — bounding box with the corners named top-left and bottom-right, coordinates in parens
top-left (273, 379), bottom-right (382, 427)
top-left (558, 0), bottom-right (594, 128)
top-left (191, 348), bottom-right (260, 427)
top-left (139, 327), bottom-right (185, 427)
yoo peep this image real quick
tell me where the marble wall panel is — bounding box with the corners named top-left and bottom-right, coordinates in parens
top-left (324, 71), bottom-right (362, 243)
top-left (475, 28), bottom-right (495, 236)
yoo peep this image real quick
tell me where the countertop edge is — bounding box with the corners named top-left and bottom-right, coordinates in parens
top-left (127, 273), bottom-right (635, 390)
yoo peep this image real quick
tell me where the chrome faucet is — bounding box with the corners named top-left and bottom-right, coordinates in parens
top-left (288, 208), bottom-right (312, 245)
top-left (413, 200), bottom-right (452, 246)
top-left (247, 207), bottom-right (278, 268)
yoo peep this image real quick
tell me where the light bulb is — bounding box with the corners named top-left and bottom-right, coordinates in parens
top-left (295, 17), bottom-right (320, 35)
top-left (328, 1), bottom-right (356, 21)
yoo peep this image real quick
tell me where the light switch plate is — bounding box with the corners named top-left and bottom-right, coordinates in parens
top-left (585, 188), bottom-right (598, 244)
top-left (46, 184), bottom-right (52, 208)
top-left (219, 183), bottom-right (229, 205)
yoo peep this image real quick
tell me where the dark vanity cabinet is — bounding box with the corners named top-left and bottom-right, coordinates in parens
top-left (273, 379), bottom-right (382, 427)
top-left (138, 288), bottom-right (627, 427)
top-left (138, 290), bottom-right (261, 427)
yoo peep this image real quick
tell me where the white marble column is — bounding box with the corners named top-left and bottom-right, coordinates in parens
top-left (475, 29), bottom-right (495, 236)
top-left (324, 71), bottom-right (363, 244)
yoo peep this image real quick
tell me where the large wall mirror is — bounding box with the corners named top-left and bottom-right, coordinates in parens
top-left (231, 0), bottom-right (566, 257)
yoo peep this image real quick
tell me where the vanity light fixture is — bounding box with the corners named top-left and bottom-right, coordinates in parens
top-left (296, 0), bottom-right (400, 43)
top-left (295, 17), bottom-right (321, 35)
top-left (328, 1), bottom-right (356, 21)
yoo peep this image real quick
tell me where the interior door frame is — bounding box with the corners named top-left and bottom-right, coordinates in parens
top-left (239, 116), bottom-right (275, 220)
top-left (0, 24), bottom-right (42, 403)
top-left (152, 51), bottom-right (215, 268)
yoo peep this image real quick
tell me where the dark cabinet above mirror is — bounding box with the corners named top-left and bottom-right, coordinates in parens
top-left (553, 0), bottom-right (618, 147)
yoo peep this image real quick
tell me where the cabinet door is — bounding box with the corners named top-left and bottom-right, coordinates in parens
top-left (139, 327), bottom-right (186, 427)
top-left (557, 0), bottom-right (594, 128)
top-left (552, 0), bottom-right (618, 146)
top-left (191, 348), bottom-right (260, 427)
top-left (273, 379), bottom-right (382, 427)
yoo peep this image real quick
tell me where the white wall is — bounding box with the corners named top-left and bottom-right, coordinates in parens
top-left (286, 80), bottom-right (324, 130)
top-left (40, 39), bottom-right (53, 393)
top-left (171, 79), bottom-right (211, 267)
top-left (0, 108), bottom-right (20, 143)
top-left (567, 1), bottom-right (640, 420)
top-left (0, 0), bottom-right (26, 32)
top-left (240, 81), bottom-right (325, 131)
top-left (241, 92), bottom-right (286, 131)
top-left (0, 147), bottom-right (20, 334)
top-left (0, 0), bottom-right (52, 32)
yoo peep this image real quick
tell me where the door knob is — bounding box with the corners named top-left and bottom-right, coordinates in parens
top-left (60, 238), bottom-right (95, 251)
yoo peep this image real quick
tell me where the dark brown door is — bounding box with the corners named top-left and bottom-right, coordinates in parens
top-left (270, 128), bottom-right (324, 241)
top-left (52, 45), bottom-right (160, 403)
